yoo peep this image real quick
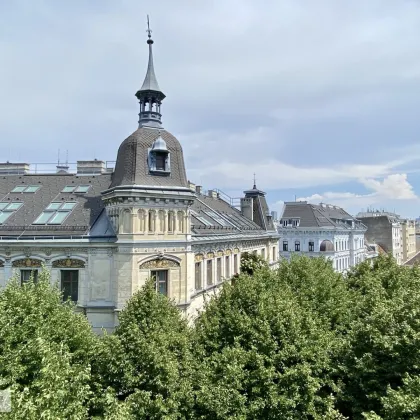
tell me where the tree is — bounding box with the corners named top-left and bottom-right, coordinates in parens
top-left (0, 269), bottom-right (97, 419)
top-left (193, 259), bottom-right (343, 419)
top-left (93, 279), bottom-right (195, 419)
top-left (336, 255), bottom-right (420, 419)
top-left (240, 251), bottom-right (268, 276)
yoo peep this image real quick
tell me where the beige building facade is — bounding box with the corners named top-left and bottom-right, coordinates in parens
top-left (401, 219), bottom-right (416, 263)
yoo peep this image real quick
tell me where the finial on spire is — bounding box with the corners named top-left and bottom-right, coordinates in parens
top-left (146, 15), bottom-right (152, 40)
top-left (253, 173), bottom-right (257, 189)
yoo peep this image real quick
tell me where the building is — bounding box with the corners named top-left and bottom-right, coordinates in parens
top-left (356, 210), bottom-right (403, 265)
top-left (271, 211), bottom-right (278, 222)
top-left (0, 27), bottom-right (279, 332)
top-left (278, 202), bottom-right (367, 272)
top-left (401, 219), bottom-right (416, 263)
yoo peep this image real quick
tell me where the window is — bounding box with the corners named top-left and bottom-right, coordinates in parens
top-left (309, 241), bottom-right (314, 252)
top-left (295, 241), bottom-right (300, 251)
top-left (225, 256), bottom-right (230, 278)
top-left (283, 241), bottom-right (288, 251)
top-left (261, 248), bottom-right (266, 260)
top-left (75, 185), bottom-right (90, 193)
top-left (203, 210), bottom-right (232, 227)
top-left (195, 262), bottom-right (202, 290)
top-left (61, 270), bottom-right (79, 302)
top-left (282, 219), bottom-right (287, 227)
top-left (62, 186), bottom-right (76, 193)
top-left (148, 211), bottom-right (154, 232)
top-left (168, 212), bottom-right (174, 232)
top-left (234, 254), bottom-right (238, 274)
top-left (272, 246), bottom-right (276, 261)
top-left (151, 270), bottom-right (168, 295)
top-left (20, 269), bottom-right (38, 284)
top-left (0, 202), bottom-right (23, 224)
top-left (11, 185), bottom-right (40, 193)
top-left (155, 153), bottom-right (166, 171)
top-left (191, 210), bottom-right (214, 227)
top-left (207, 260), bottom-right (213, 285)
top-left (217, 258), bottom-right (222, 282)
top-left (33, 202), bottom-right (76, 225)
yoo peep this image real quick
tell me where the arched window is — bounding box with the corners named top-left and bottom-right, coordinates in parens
top-left (148, 136), bottom-right (171, 174)
top-left (177, 211), bottom-right (184, 233)
top-left (137, 209), bottom-right (145, 232)
top-left (148, 210), bottom-right (155, 232)
top-left (168, 211), bottom-right (174, 233)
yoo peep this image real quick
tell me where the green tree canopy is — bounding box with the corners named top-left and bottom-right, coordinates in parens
top-left (0, 269), bottom-right (97, 419)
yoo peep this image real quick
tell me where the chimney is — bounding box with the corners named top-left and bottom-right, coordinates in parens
top-left (241, 197), bottom-right (253, 221)
top-left (188, 181), bottom-right (196, 192)
top-left (56, 164), bottom-right (69, 174)
top-left (196, 185), bottom-right (202, 195)
top-left (0, 162), bottom-right (30, 175)
top-left (77, 159), bottom-right (105, 175)
top-left (208, 189), bottom-right (218, 199)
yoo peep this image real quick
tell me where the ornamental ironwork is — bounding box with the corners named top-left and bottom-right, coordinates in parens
top-left (52, 258), bottom-right (85, 268)
top-left (12, 258), bottom-right (42, 268)
top-left (140, 259), bottom-right (180, 269)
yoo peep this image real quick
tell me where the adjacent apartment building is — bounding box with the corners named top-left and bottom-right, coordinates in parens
top-left (278, 202), bottom-right (367, 272)
top-left (356, 211), bottom-right (403, 265)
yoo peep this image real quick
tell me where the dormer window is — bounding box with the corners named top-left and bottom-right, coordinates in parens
top-left (148, 135), bottom-right (171, 175)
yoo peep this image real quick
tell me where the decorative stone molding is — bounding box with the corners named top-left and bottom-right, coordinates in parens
top-left (217, 250), bottom-right (224, 257)
top-left (225, 249), bottom-right (232, 255)
top-left (234, 248), bottom-right (240, 253)
top-left (0, 260), bottom-right (4, 267)
top-left (140, 259), bottom-right (180, 269)
top-left (206, 252), bottom-right (214, 259)
top-left (52, 258), bottom-right (85, 268)
top-left (195, 254), bottom-right (204, 262)
top-left (12, 258), bottom-right (42, 268)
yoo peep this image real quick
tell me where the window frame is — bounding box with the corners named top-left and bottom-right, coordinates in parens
top-left (33, 202), bottom-right (77, 225)
top-left (11, 185), bottom-right (40, 193)
top-left (309, 241), bottom-right (315, 252)
top-left (283, 240), bottom-right (288, 252)
top-left (295, 241), bottom-right (301, 251)
top-left (61, 269), bottom-right (79, 302)
top-left (0, 202), bottom-right (23, 224)
top-left (195, 262), bottom-right (202, 290)
top-left (151, 269), bottom-right (169, 296)
top-left (20, 269), bottom-right (39, 285)
top-left (207, 260), bottom-right (213, 285)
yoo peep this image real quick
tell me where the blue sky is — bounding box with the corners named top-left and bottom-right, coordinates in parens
top-left (1, 0), bottom-right (420, 217)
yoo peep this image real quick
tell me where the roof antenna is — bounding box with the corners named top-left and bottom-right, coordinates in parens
top-left (65, 150), bottom-right (68, 166)
top-left (253, 173), bottom-right (257, 189)
top-left (57, 149), bottom-right (60, 165)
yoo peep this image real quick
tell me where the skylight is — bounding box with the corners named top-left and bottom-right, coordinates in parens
top-left (191, 210), bottom-right (213, 227)
top-left (203, 210), bottom-right (234, 227)
top-left (0, 202), bottom-right (23, 224)
top-left (62, 185), bottom-right (91, 193)
top-left (11, 185), bottom-right (40, 193)
top-left (33, 202), bottom-right (77, 225)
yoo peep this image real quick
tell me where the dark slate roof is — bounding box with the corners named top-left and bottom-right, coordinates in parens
top-left (191, 194), bottom-right (276, 238)
top-left (110, 128), bottom-right (188, 189)
top-left (281, 201), bottom-right (366, 230)
top-left (0, 173), bottom-right (114, 238)
top-left (243, 185), bottom-right (276, 231)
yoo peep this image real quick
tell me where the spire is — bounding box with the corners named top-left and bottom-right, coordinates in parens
top-left (253, 173), bottom-right (257, 189)
top-left (136, 16), bottom-right (166, 128)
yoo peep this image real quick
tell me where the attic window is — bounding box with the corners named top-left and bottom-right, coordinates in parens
top-left (62, 185), bottom-right (90, 193)
top-left (148, 136), bottom-right (171, 175)
top-left (0, 202), bottom-right (23, 224)
top-left (33, 202), bottom-right (77, 225)
top-left (11, 185), bottom-right (40, 193)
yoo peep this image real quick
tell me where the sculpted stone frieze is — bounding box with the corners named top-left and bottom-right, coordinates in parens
top-left (12, 258), bottom-right (42, 268)
top-left (52, 258), bottom-right (85, 268)
top-left (140, 259), bottom-right (180, 269)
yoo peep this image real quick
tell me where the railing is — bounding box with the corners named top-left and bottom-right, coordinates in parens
top-left (214, 189), bottom-right (241, 209)
top-left (0, 161), bottom-right (116, 175)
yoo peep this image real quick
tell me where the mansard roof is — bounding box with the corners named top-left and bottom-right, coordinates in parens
top-left (0, 173), bottom-right (114, 238)
top-left (281, 201), bottom-right (366, 230)
top-left (110, 127), bottom-right (188, 189)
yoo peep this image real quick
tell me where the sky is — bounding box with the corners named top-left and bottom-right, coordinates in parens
top-left (1, 0), bottom-right (420, 218)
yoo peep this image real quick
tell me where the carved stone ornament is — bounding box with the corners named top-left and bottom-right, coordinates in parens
top-left (12, 258), bottom-right (42, 268)
top-left (52, 258), bottom-right (85, 268)
top-left (140, 259), bottom-right (180, 269)
top-left (217, 250), bottom-right (224, 257)
top-left (234, 248), bottom-right (240, 253)
top-left (195, 254), bottom-right (204, 262)
top-left (206, 252), bottom-right (214, 259)
top-left (225, 249), bottom-right (232, 256)
top-left (0, 260), bottom-right (4, 267)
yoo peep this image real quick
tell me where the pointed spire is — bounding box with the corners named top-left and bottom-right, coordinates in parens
top-left (136, 16), bottom-right (166, 128)
top-left (253, 173), bottom-right (257, 189)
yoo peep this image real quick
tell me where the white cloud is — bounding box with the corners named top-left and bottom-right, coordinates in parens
top-left (360, 173), bottom-right (416, 199)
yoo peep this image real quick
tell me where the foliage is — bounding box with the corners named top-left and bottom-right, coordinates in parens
top-left (193, 261), bottom-right (343, 419)
top-left (93, 279), bottom-right (195, 419)
top-left (336, 255), bottom-right (420, 419)
top-left (239, 251), bottom-right (268, 275)
top-left (0, 269), bottom-right (97, 419)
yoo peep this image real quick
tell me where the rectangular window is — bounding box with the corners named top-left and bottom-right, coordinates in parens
top-left (283, 241), bottom-right (288, 251)
top-left (217, 258), bottom-right (222, 282)
top-left (151, 270), bottom-right (168, 296)
top-left (207, 260), bottom-right (213, 285)
top-left (225, 256), bottom-right (230, 278)
top-left (11, 185), bottom-right (40, 193)
top-left (168, 212), bottom-right (174, 232)
top-left (20, 269), bottom-right (38, 284)
top-left (0, 202), bottom-right (23, 224)
top-left (155, 153), bottom-right (166, 171)
top-left (234, 254), bottom-right (238, 274)
top-left (272, 247), bottom-right (276, 261)
top-left (309, 241), bottom-right (314, 252)
top-left (261, 248), bottom-right (266, 260)
top-left (62, 186), bottom-right (76, 193)
top-left (61, 270), bottom-right (79, 302)
top-left (295, 241), bottom-right (300, 251)
top-left (33, 202), bottom-right (77, 225)
top-left (74, 185), bottom-right (90, 193)
top-left (195, 262), bottom-right (202, 290)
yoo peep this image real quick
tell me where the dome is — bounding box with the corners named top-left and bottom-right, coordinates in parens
top-left (151, 135), bottom-right (168, 152)
top-left (110, 127), bottom-right (188, 189)
top-left (320, 240), bottom-right (334, 252)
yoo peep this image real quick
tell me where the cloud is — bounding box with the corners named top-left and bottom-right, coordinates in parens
top-left (297, 174), bottom-right (418, 216)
